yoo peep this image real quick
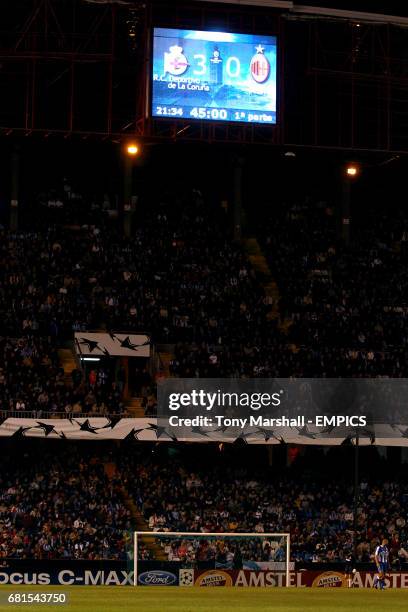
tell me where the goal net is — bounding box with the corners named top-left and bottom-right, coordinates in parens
top-left (133, 531), bottom-right (290, 587)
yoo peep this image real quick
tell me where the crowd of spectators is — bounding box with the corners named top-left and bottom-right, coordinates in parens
top-left (2, 444), bottom-right (408, 566)
top-left (0, 189), bottom-right (278, 412)
top-left (0, 336), bottom-right (125, 416)
top-left (4, 187), bottom-right (408, 409)
top-left (259, 198), bottom-right (408, 378)
top-left (3, 179), bottom-right (408, 567)
top-left (0, 449), bottom-right (132, 560)
top-left (152, 535), bottom-right (286, 569)
top-left (97, 195), bottom-right (271, 350)
top-left (123, 455), bottom-right (408, 567)
top-left (1, 192), bottom-right (270, 344)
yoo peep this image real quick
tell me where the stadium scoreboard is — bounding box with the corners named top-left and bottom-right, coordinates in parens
top-left (151, 28), bottom-right (277, 125)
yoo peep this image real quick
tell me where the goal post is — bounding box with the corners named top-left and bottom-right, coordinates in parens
top-left (133, 531), bottom-right (291, 587)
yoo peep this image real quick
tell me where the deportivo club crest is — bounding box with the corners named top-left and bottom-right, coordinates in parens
top-left (250, 45), bottom-right (270, 84)
top-left (164, 44), bottom-right (189, 76)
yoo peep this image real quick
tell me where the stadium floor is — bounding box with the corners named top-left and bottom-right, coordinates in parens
top-left (0, 586), bottom-right (407, 612)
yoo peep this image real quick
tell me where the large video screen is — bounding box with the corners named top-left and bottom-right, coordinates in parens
top-left (151, 28), bottom-right (277, 125)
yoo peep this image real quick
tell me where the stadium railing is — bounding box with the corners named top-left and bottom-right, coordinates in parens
top-left (0, 410), bottom-right (129, 419)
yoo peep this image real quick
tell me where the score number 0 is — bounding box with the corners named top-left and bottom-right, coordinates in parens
top-left (193, 54), bottom-right (241, 77)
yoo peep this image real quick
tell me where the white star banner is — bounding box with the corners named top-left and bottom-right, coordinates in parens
top-left (74, 332), bottom-right (150, 357)
top-left (0, 417), bottom-right (408, 445)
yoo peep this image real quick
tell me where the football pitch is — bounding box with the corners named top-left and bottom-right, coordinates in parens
top-left (0, 586), bottom-right (407, 612)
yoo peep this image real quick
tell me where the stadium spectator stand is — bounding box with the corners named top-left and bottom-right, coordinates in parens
top-left (3, 185), bottom-right (408, 569)
top-left (0, 447), bottom-right (131, 560)
top-left (1, 444), bottom-right (407, 567)
top-left (259, 198), bottom-right (408, 377)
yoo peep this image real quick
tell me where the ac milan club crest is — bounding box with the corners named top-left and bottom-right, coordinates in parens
top-left (164, 44), bottom-right (189, 76)
top-left (250, 45), bottom-right (270, 84)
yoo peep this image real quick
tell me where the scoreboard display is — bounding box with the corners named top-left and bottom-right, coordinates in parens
top-left (151, 28), bottom-right (277, 125)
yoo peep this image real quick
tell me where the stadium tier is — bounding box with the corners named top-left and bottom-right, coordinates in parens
top-left (0, 1), bottom-right (408, 609)
top-left (1, 442), bottom-right (407, 569)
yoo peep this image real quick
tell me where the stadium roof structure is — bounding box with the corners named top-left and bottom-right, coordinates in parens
top-left (195, 0), bottom-right (408, 23)
top-left (0, 0), bottom-right (407, 153)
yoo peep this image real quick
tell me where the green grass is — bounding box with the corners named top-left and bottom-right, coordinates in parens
top-left (0, 586), bottom-right (406, 612)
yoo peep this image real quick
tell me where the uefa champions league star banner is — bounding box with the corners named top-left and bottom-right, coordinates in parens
top-left (0, 418), bottom-right (160, 441)
top-left (151, 28), bottom-right (277, 124)
top-left (74, 332), bottom-right (150, 357)
top-left (157, 378), bottom-right (408, 444)
top-left (4, 376), bottom-right (408, 444)
top-left (2, 414), bottom-right (408, 444)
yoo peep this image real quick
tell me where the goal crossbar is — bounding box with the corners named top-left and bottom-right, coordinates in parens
top-left (133, 531), bottom-right (291, 587)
